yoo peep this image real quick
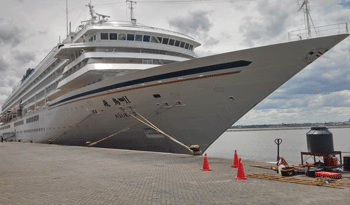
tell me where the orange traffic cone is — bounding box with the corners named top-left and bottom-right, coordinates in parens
top-left (231, 150), bottom-right (239, 168)
top-left (201, 153), bottom-right (212, 171)
top-left (235, 158), bottom-right (247, 179)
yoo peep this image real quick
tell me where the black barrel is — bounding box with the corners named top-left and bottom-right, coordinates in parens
top-left (344, 156), bottom-right (350, 171)
top-left (306, 127), bottom-right (334, 154)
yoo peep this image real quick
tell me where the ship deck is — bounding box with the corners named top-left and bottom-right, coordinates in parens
top-left (1, 142), bottom-right (350, 204)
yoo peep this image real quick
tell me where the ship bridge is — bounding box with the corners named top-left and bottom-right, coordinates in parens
top-left (54, 15), bottom-right (201, 92)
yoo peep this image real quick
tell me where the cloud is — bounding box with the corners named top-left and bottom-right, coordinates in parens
top-left (0, 56), bottom-right (9, 73)
top-left (168, 10), bottom-right (219, 54)
top-left (338, 0), bottom-right (350, 9)
top-left (238, 0), bottom-right (296, 47)
top-left (235, 90), bottom-right (350, 125)
top-left (0, 19), bottom-right (26, 47)
top-left (168, 10), bottom-right (213, 36)
top-left (12, 50), bottom-right (36, 65)
top-left (38, 30), bottom-right (48, 35)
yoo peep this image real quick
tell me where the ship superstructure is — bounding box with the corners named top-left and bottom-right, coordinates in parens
top-left (0, 2), bottom-right (348, 154)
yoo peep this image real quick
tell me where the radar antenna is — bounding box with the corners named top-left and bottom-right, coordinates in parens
top-left (126, 0), bottom-right (137, 23)
top-left (298, 0), bottom-right (317, 38)
top-left (84, 2), bottom-right (110, 24)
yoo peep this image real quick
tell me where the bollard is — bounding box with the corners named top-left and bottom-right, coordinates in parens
top-left (274, 138), bottom-right (282, 165)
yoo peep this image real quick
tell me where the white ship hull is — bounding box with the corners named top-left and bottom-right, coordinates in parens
top-left (2, 34), bottom-right (349, 154)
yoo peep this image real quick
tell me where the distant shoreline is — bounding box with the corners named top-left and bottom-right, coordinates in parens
top-left (226, 125), bottom-right (350, 132)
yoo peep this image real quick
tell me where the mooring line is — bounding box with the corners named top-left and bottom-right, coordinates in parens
top-left (87, 106), bottom-right (193, 154)
top-left (131, 110), bottom-right (193, 154)
top-left (87, 106), bottom-right (166, 147)
top-left (49, 113), bottom-right (94, 144)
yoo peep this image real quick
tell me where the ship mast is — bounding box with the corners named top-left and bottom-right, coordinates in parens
top-left (126, 0), bottom-right (137, 22)
top-left (66, 0), bottom-right (69, 36)
top-left (299, 0), bottom-right (316, 38)
top-left (87, 2), bottom-right (97, 23)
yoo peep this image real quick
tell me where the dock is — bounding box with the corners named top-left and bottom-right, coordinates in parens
top-left (1, 142), bottom-right (350, 204)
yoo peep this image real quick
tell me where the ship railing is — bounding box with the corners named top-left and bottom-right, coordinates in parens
top-left (288, 23), bottom-right (349, 41)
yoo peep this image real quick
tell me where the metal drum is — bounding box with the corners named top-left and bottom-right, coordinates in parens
top-left (344, 156), bottom-right (350, 171)
top-left (306, 127), bottom-right (334, 154)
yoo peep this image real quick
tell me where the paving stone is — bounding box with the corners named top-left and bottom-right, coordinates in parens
top-left (0, 142), bottom-right (350, 205)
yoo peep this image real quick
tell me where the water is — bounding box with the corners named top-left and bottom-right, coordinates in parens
top-left (206, 127), bottom-right (350, 164)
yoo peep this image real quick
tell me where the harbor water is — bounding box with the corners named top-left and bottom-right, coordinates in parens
top-left (206, 127), bottom-right (350, 164)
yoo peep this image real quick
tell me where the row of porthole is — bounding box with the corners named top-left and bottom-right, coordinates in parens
top-left (22, 128), bottom-right (45, 133)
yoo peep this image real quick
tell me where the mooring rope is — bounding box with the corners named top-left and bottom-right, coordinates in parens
top-left (49, 113), bottom-right (94, 144)
top-left (131, 110), bottom-right (193, 154)
top-left (87, 106), bottom-right (193, 154)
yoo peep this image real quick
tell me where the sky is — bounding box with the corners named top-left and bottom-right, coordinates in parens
top-left (0, 0), bottom-right (349, 125)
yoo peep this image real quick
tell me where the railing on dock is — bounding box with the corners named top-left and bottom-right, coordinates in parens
top-left (288, 23), bottom-right (349, 41)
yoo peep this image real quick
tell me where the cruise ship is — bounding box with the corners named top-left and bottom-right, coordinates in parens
top-left (0, 2), bottom-right (349, 154)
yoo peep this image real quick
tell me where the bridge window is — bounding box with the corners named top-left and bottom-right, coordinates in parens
top-left (180, 42), bottom-right (185, 48)
top-left (157, 37), bottom-right (162, 42)
top-left (110, 33), bottom-right (117, 40)
top-left (127, 34), bottom-right (135, 41)
top-left (162, 38), bottom-right (169, 45)
top-left (169, 39), bottom-right (175, 46)
top-left (185, 43), bottom-right (189, 49)
top-left (135, 34), bottom-right (142, 41)
top-left (189, 45), bottom-right (193, 51)
top-left (143, 35), bottom-right (150, 42)
top-left (151, 36), bottom-right (160, 43)
top-left (118, 33), bottom-right (126, 40)
top-left (175, 40), bottom-right (180, 47)
top-left (101, 33), bottom-right (108, 40)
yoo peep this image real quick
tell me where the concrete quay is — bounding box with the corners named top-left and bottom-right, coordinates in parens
top-left (1, 142), bottom-right (350, 205)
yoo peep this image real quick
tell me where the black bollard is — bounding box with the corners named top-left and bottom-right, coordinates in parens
top-left (274, 138), bottom-right (283, 165)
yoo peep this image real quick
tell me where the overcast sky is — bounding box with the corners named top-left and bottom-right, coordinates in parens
top-left (0, 0), bottom-right (349, 125)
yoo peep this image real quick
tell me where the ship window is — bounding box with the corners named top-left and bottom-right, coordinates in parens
top-left (185, 43), bottom-right (189, 49)
top-left (169, 39), bottom-right (175, 46)
top-left (143, 35), bottom-right (150, 42)
top-left (135, 34), bottom-right (142, 41)
top-left (94, 35), bottom-right (96, 41)
top-left (157, 37), bottom-right (162, 43)
top-left (127, 34), bottom-right (135, 41)
top-left (151, 36), bottom-right (160, 43)
top-left (175, 40), bottom-right (180, 47)
top-left (162, 38), bottom-right (169, 45)
top-left (180, 42), bottom-right (185, 48)
top-left (118, 33), bottom-right (126, 40)
top-left (101, 33), bottom-right (108, 40)
top-left (110, 33), bottom-right (117, 40)
top-left (189, 45), bottom-right (193, 50)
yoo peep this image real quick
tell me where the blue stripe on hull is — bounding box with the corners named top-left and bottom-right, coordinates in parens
top-left (50, 60), bottom-right (252, 107)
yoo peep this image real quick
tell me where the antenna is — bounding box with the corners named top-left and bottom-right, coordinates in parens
top-left (66, 0), bottom-right (69, 36)
top-left (86, 1), bottom-right (97, 23)
top-left (126, 0), bottom-right (137, 22)
top-left (298, 0), bottom-right (316, 38)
